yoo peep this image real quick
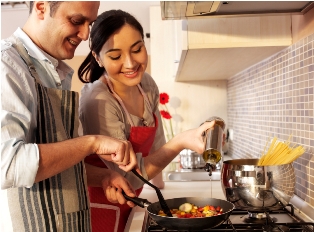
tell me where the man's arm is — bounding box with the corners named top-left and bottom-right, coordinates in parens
top-left (35, 136), bottom-right (138, 183)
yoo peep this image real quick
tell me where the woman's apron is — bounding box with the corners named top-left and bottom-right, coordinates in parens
top-left (84, 76), bottom-right (158, 232)
top-left (4, 36), bottom-right (90, 232)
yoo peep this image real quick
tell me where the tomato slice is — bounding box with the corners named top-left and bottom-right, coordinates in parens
top-left (185, 213), bottom-right (192, 218)
top-left (197, 207), bottom-right (204, 212)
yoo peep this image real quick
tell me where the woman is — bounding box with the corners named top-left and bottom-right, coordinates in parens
top-left (78, 10), bottom-right (166, 232)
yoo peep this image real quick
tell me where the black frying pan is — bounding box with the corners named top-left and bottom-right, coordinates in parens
top-left (124, 195), bottom-right (235, 230)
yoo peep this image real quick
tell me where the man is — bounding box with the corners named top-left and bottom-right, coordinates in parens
top-left (1, 2), bottom-right (138, 231)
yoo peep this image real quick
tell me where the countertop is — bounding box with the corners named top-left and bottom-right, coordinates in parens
top-left (124, 180), bottom-right (225, 232)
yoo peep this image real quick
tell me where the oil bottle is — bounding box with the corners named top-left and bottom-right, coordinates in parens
top-left (202, 116), bottom-right (225, 176)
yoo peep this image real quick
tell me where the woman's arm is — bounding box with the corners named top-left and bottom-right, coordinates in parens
top-left (143, 121), bottom-right (215, 180)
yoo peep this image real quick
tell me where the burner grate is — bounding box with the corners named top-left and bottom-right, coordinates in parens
top-left (145, 207), bottom-right (314, 232)
top-left (147, 223), bottom-right (314, 232)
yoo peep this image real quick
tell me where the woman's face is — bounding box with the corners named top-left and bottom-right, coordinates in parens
top-left (97, 24), bottom-right (148, 87)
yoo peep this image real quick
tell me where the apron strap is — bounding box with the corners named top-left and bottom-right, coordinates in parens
top-left (104, 75), bottom-right (153, 127)
top-left (6, 35), bottom-right (43, 85)
top-left (137, 83), bottom-right (153, 113)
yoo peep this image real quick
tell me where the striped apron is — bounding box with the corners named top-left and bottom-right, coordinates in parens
top-left (3, 36), bottom-right (91, 232)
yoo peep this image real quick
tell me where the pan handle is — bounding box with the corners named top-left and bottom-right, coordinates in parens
top-left (122, 191), bottom-right (152, 208)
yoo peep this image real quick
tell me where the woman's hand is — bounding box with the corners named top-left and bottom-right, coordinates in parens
top-left (173, 120), bottom-right (216, 154)
top-left (222, 133), bottom-right (226, 147)
top-left (85, 164), bottom-right (136, 207)
top-left (102, 170), bottom-right (136, 207)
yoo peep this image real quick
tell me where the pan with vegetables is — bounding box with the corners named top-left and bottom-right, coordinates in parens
top-left (123, 195), bottom-right (235, 230)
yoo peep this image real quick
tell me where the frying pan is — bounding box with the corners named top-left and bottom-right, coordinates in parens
top-left (124, 195), bottom-right (235, 230)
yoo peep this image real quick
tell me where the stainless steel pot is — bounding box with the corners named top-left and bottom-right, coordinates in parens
top-left (180, 149), bottom-right (206, 169)
top-left (221, 159), bottom-right (296, 212)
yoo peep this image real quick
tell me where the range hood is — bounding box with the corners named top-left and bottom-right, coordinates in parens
top-left (161, 1), bottom-right (314, 19)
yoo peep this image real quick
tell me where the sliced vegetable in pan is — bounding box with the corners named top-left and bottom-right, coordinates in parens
top-left (158, 202), bottom-right (223, 218)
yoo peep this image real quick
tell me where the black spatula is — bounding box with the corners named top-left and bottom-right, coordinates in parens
top-left (130, 169), bottom-right (172, 217)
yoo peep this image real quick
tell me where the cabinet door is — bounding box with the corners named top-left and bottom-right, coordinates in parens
top-left (150, 6), bottom-right (186, 80)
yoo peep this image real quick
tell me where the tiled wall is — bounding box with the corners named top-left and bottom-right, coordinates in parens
top-left (227, 33), bottom-right (314, 206)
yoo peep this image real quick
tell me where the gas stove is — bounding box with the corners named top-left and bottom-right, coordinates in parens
top-left (142, 204), bottom-right (314, 232)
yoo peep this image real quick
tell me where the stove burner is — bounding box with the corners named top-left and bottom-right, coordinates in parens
top-left (248, 212), bottom-right (268, 219)
top-left (263, 225), bottom-right (290, 232)
top-left (243, 215), bottom-right (277, 224)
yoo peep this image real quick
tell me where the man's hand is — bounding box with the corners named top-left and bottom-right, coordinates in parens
top-left (93, 136), bottom-right (138, 172)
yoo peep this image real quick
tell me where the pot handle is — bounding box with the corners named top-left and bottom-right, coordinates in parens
top-left (122, 191), bottom-right (152, 208)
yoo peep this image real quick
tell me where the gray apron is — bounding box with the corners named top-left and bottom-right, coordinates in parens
top-left (4, 36), bottom-right (91, 232)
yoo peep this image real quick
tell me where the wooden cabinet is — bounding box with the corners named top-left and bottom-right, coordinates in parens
top-left (150, 6), bottom-right (292, 81)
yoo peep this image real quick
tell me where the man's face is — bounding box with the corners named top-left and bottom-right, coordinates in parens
top-left (39, 1), bottom-right (99, 60)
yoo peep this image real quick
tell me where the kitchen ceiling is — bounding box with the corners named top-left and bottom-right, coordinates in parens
top-left (161, 1), bottom-right (314, 19)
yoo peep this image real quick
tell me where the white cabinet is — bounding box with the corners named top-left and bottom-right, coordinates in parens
top-left (150, 6), bottom-right (183, 80)
top-left (151, 6), bottom-right (292, 81)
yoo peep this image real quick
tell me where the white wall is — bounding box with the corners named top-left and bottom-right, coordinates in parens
top-left (155, 79), bottom-right (228, 134)
top-left (1, 6), bottom-right (29, 39)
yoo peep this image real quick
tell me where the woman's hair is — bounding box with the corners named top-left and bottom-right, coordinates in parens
top-left (78, 10), bottom-right (144, 83)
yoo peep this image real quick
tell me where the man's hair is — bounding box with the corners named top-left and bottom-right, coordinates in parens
top-left (29, 1), bottom-right (63, 17)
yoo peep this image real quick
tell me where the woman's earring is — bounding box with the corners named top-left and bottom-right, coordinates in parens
top-left (98, 62), bottom-right (103, 67)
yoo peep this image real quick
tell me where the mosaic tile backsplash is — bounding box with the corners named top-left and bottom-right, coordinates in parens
top-left (227, 33), bottom-right (314, 206)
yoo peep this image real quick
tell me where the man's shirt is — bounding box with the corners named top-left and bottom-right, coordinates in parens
top-left (1, 27), bottom-right (74, 189)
